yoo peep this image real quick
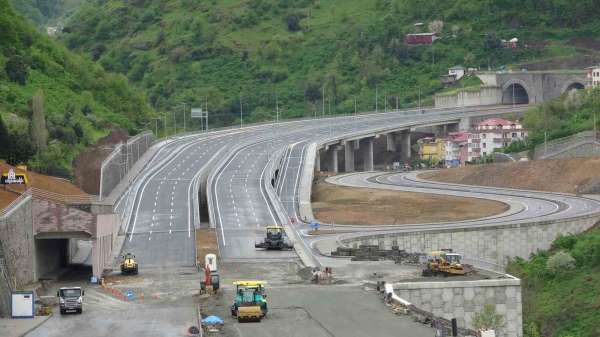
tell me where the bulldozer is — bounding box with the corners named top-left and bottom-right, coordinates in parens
top-left (120, 253), bottom-right (138, 275)
top-left (231, 281), bottom-right (268, 323)
top-left (254, 226), bottom-right (293, 250)
top-left (422, 250), bottom-right (470, 277)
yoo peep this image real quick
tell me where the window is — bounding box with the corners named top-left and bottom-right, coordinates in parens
top-left (483, 152), bottom-right (487, 156)
top-left (521, 132), bottom-right (525, 137)
top-left (482, 133), bottom-right (486, 138)
top-left (483, 143), bottom-right (486, 148)
top-left (512, 133), bottom-right (517, 138)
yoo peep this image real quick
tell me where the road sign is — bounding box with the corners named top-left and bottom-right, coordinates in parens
top-left (191, 108), bottom-right (203, 118)
top-left (310, 222), bottom-right (320, 230)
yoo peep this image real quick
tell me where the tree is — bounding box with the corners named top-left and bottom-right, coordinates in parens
top-left (0, 115), bottom-right (9, 160)
top-left (546, 251), bottom-right (576, 274)
top-left (30, 90), bottom-right (48, 151)
top-left (472, 304), bottom-right (504, 332)
top-left (484, 32), bottom-right (502, 50)
top-left (5, 54), bottom-right (28, 85)
top-left (428, 20), bottom-right (444, 34)
top-left (286, 14), bottom-right (301, 31)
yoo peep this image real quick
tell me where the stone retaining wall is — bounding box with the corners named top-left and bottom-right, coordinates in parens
top-left (395, 277), bottom-right (522, 337)
top-left (342, 214), bottom-right (599, 271)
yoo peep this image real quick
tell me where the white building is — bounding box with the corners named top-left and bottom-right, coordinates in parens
top-left (448, 66), bottom-right (465, 81)
top-left (467, 118), bottom-right (528, 162)
top-left (586, 65), bottom-right (600, 88)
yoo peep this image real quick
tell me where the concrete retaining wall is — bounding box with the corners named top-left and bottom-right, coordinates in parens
top-left (395, 277), bottom-right (522, 337)
top-left (534, 130), bottom-right (600, 159)
top-left (435, 87), bottom-right (502, 109)
top-left (0, 196), bottom-right (35, 286)
top-left (342, 214), bottom-right (600, 271)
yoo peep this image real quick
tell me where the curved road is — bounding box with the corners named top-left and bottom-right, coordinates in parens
top-left (303, 171), bottom-right (600, 261)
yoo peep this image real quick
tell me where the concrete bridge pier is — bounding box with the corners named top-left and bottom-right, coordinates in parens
top-left (386, 133), bottom-right (396, 151)
top-left (315, 150), bottom-right (321, 172)
top-left (360, 138), bottom-right (374, 171)
top-left (344, 140), bottom-right (357, 172)
top-left (401, 131), bottom-right (411, 159)
top-left (459, 116), bottom-right (471, 130)
top-left (326, 146), bottom-right (341, 173)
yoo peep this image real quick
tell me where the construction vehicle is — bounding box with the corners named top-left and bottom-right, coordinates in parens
top-left (120, 253), bottom-right (138, 275)
top-left (422, 250), bottom-right (470, 276)
top-left (231, 281), bottom-right (268, 322)
top-left (200, 253), bottom-right (219, 294)
top-left (254, 226), bottom-right (293, 250)
top-left (57, 287), bottom-right (84, 314)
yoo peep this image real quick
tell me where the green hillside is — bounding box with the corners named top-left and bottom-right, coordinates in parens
top-left (58, 0), bottom-right (600, 127)
top-left (0, 0), bottom-right (153, 176)
top-left (507, 225), bottom-right (600, 337)
top-left (10, 0), bottom-right (83, 27)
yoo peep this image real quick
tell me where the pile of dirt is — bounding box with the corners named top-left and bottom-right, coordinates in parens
top-left (0, 162), bottom-right (87, 209)
top-left (419, 157), bottom-right (600, 194)
top-left (196, 229), bottom-right (219, 266)
top-left (311, 179), bottom-right (508, 226)
top-left (72, 128), bottom-right (129, 195)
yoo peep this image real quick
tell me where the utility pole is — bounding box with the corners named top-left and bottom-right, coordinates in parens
top-left (322, 86), bottom-right (325, 118)
top-left (418, 87), bottom-right (422, 110)
top-left (182, 103), bottom-right (187, 133)
top-left (354, 96), bottom-right (357, 115)
top-left (376, 85), bottom-right (379, 113)
top-left (163, 113), bottom-right (167, 138)
top-left (275, 94), bottom-right (279, 123)
top-left (396, 95), bottom-right (399, 111)
top-left (384, 94), bottom-right (387, 113)
top-left (240, 95), bottom-right (243, 128)
top-left (172, 110), bottom-right (176, 135)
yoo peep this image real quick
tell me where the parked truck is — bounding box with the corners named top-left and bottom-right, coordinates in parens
top-left (57, 287), bottom-right (85, 314)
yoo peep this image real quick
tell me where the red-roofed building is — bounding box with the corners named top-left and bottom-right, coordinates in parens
top-left (444, 132), bottom-right (469, 166)
top-left (467, 118), bottom-right (527, 162)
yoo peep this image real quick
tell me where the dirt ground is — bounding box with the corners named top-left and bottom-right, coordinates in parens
top-left (0, 162), bottom-right (87, 209)
top-left (73, 128), bottom-right (129, 195)
top-left (420, 157), bottom-right (600, 194)
top-left (196, 229), bottom-right (219, 266)
top-left (311, 180), bottom-right (508, 226)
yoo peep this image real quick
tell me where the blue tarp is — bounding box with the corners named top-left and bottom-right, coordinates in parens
top-left (202, 315), bottom-right (224, 325)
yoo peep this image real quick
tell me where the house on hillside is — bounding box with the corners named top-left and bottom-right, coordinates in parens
top-left (586, 65), bottom-right (600, 88)
top-left (405, 33), bottom-right (438, 45)
top-left (418, 137), bottom-right (446, 164)
top-left (467, 118), bottom-right (528, 162)
top-left (440, 66), bottom-right (466, 85)
top-left (501, 37), bottom-right (518, 49)
top-left (444, 132), bottom-right (469, 167)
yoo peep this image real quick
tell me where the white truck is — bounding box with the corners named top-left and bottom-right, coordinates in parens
top-left (57, 287), bottom-right (85, 314)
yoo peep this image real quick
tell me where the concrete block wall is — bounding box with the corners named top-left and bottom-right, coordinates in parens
top-left (435, 86), bottom-right (502, 108)
top-left (344, 214), bottom-right (599, 270)
top-left (0, 242), bottom-right (13, 317)
top-left (0, 197), bottom-right (35, 287)
top-left (395, 278), bottom-right (522, 337)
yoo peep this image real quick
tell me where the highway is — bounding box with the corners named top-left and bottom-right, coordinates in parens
top-left (122, 105), bottom-right (529, 267)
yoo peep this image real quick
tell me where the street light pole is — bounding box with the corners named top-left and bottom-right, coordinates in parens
top-left (375, 84), bottom-right (378, 113)
top-left (240, 95), bottom-right (243, 128)
top-left (172, 109), bottom-right (176, 135)
top-left (182, 103), bottom-right (187, 133)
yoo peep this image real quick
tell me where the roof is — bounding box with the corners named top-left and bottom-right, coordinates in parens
top-left (477, 118), bottom-right (518, 127)
top-left (447, 132), bottom-right (469, 142)
top-left (406, 33), bottom-right (437, 36)
top-left (233, 281), bottom-right (266, 287)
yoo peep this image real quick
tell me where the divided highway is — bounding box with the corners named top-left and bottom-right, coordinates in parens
top-left (122, 105), bottom-right (529, 267)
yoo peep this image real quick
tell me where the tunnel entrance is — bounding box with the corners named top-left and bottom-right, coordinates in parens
top-left (565, 82), bottom-right (585, 93)
top-left (502, 83), bottom-right (529, 104)
top-left (35, 238), bottom-right (93, 281)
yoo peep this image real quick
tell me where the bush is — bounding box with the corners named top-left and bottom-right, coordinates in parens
top-left (5, 54), bottom-right (28, 84)
top-left (286, 14), bottom-right (301, 31)
top-left (546, 251), bottom-right (576, 274)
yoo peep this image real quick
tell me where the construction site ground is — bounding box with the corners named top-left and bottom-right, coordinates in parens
top-left (420, 157), bottom-right (600, 194)
top-left (196, 228), bottom-right (219, 265)
top-left (311, 178), bottom-right (509, 225)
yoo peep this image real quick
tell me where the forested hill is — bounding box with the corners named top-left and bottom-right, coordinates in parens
top-left (0, 0), bottom-right (153, 176)
top-left (58, 0), bottom-right (600, 126)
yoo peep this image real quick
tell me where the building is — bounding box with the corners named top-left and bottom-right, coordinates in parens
top-left (586, 65), bottom-right (600, 88)
top-left (441, 66), bottom-right (466, 85)
top-left (501, 37), bottom-right (518, 49)
top-left (405, 33), bottom-right (438, 45)
top-left (444, 132), bottom-right (469, 167)
top-left (418, 137), bottom-right (446, 164)
top-left (467, 118), bottom-right (528, 162)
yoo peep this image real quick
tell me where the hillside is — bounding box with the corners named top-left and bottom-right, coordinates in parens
top-left (506, 225), bottom-right (600, 337)
top-left (0, 0), bottom-right (153, 177)
top-left (10, 0), bottom-right (83, 27)
top-left (58, 0), bottom-right (600, 128)
top-left (420, 157), bottom-right (600, 194)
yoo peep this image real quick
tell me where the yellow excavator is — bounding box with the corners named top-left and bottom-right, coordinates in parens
top-left (120, 253), bottom-right (138, 275)
top-left (231, 281), bottom-right (268, 322)
top-left (422, 251), bottom-right (470, 276)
